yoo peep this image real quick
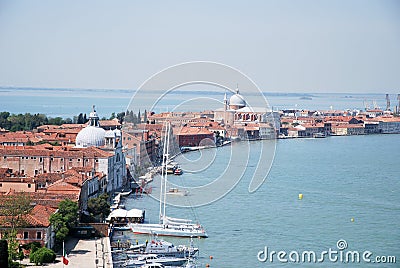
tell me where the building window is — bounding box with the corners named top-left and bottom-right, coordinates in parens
top-left (0, 183), bottom-right (2, 187)
top-left (24, 232), bottom-right (28, 239)
top-left (69, 158), bottom-right (72, 162)
top-left (3, 156), bottom-right (6, 159)
top-left (77, 159), bottom-right (81, 162)
top-left (39, 157), bottom-right (43, 162)
top-left (28, 184), bottom-right (31, 188)
top-left (36, 232), bottom-right (42, 239)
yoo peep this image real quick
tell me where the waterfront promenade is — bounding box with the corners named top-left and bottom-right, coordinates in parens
top-left (21, 237), bottom-right (112, 268)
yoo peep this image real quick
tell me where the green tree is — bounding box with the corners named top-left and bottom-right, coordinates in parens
top-left (132, 113), bottom-right (137, 125)
top-left (0, 193), bottom-right (32, 231)
top-left (48, 117), bottom-right (64, 125)
top-left (58, 199), bottom-right (79, 229)
top-left (77, 113), bottom-right (84, 124)
top-left (116, 112), bottom-right (125, 124)
top-left (87, 194), bottom-right (110, 222)
top-left (0, 193), bottom-right (32, 265)
top-left (49, 199), bottom-right (78, 248)
top-left (29, 247), bottom-right (56, 265)
top-left (109, 112), bottom-right (116, 120)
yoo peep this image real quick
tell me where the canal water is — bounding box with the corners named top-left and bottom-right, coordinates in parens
top-left (116, 134), bottom-right (400, 267)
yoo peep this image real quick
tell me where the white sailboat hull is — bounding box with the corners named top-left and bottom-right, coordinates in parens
top-left (130, 223), bottom-right (208, 238)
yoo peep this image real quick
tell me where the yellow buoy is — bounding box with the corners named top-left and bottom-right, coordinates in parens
top-left (351, 218), bottom-right (354, 222)
top-left (298, 193), bottom-right (303, 200)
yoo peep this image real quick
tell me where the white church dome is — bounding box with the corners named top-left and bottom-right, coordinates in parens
top-left (229, 88), bottom-right (246, 109)
top-left (76, 126), bottom-right (106, 147)
top-left (76, 105), bottom-right (106, 148)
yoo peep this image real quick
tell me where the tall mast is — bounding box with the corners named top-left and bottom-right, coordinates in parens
top-left (159, 122), bottom-right (168, 223)
top-left (162, 122), bottom-right (170, 225)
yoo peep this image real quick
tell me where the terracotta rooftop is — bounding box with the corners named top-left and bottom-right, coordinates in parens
top-left (35, 173), bottom-right (66, 183)
top-left (333, 123), bottom-right (365, 128)
top-left (0, 191), bottom-right (79, 208)
top-left (0, 177), bottom-right (36, 183)
top-left (176, 127), bottom-right (214, 135)
top-left (302, 123), bottom-right (325, 128)
top-left (0, 204), bottom-right (56, 228)
top-left (0, 145), bottom-right (113, 158)
top-left (25, 204), bottom-right (57, 227)
top-left (46, 179), bottom-right (81, 194)
top-left (99, 119), bottom-right (121, 127)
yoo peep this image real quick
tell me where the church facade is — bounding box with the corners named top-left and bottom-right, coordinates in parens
top-left (213, 88), bottom-right (280, 140)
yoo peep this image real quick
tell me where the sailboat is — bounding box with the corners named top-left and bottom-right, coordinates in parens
top-left (130, 123), bottom-right (208, 238)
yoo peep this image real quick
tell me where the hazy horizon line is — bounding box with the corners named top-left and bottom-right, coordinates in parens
top-left (0, 85), bottom-right (397, 96)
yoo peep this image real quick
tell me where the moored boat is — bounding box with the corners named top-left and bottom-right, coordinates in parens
top-left (129, 122), bottom-right (207, 238)
top-left (166, 188), bottom-right (188, 196)
top-left (174, 168), bottom-right (183, 175)
top-left (126, 236), bottom-right (199, 259)
top-left (123, 254), bottom-right (187, 267)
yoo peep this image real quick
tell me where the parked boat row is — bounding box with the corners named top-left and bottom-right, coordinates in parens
top-left (112, 234), bottom-right (199, 268)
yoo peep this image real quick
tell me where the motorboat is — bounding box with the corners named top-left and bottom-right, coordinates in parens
top-left (126, 236), bottom-right (199, 259)
top-left (123, 254), bottom-right (187, 267)
top-left (313, 132), bottom-right (326, 138)
top-left (174, 168), bottom-right (183, 175)
top-left (139, 264), bottom-right (164, 268)
top-left (166, 188), bottom-right (188, 196)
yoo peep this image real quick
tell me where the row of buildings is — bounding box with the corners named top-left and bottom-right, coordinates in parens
top-left (0, 107), bottom-right (128, 249)
top-left (280, 110), bottom-right (400, 138)
top-left (1, 92), bottom-right (399, 249)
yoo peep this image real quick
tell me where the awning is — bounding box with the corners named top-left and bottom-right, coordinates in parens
top-left (126, 208), bottom-right (143, 218)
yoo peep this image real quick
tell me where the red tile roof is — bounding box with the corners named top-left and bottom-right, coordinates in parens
top-left (0, 204), bottom-right (56, 228)
top-left (0, 145), bottom-right (113, 158)
top-left (46, 180), bottom-right (81, 194)
top-left (176, 127), bottom-right (214, 136)
top-left (99, 119), bottom-right (121, 127)
top-left (25, 204), bottom-right (57, 227)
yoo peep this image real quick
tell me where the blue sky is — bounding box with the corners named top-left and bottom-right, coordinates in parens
top-left (0, 0), bottom-right (399, 93)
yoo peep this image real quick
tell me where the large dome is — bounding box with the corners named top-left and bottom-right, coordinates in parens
top-left (229, 94), bottom-right (246, 107)
top-left (229, 87), bottom-right (246, 109)
top-left (75, 105), bottom-right (106, 148)
top-left (76, 126), bottom-right (106, 147)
